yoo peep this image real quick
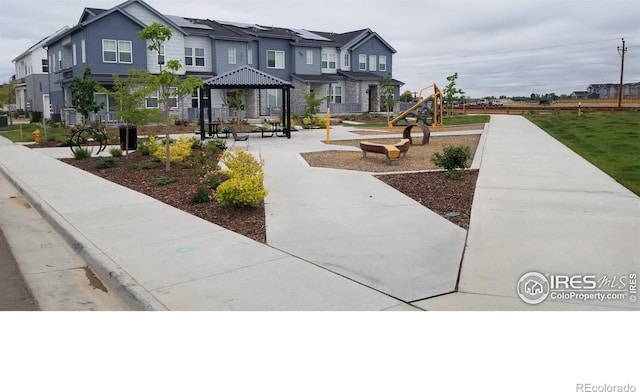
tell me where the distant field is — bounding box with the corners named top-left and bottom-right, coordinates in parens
top-left (525, 111), bottom-right (640, 195)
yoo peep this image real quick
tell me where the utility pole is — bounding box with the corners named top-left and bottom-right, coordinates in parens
top-left (617, 38), bottom-right (627, 108)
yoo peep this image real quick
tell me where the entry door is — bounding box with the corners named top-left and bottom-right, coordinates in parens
top-left (43, 94), bottom-right (50, 120)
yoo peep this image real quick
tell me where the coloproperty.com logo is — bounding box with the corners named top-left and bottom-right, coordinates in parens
top-left (517, 271), bottom-right (637, 305)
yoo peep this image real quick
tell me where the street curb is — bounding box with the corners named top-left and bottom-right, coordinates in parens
top-left (0, 141), bottom-right (167, 310)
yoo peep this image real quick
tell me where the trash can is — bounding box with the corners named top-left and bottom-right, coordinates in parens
top-left (0, 115), bottom-right (8, 128)
top-left (119, 125), bottom-right (137, 150)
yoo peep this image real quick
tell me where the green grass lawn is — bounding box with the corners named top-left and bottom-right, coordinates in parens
top-left (525, 111), bottom-right (640, 195)
top-left (0, 123), bottom-right (72, 143)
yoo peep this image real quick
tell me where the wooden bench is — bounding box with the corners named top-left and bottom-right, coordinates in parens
top-left (359, 139), bottom-right (410, 163)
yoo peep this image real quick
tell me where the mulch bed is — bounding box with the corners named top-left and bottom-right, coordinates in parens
top-left (61, 152), bottom-right (266, 243)
top-left (375, 170), bottom-right (479, 229)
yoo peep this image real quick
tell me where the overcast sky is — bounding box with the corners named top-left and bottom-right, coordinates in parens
top-left (2, 0), bottom-right (639, 97)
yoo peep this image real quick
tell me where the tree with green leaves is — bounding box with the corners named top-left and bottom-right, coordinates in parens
top-left (68, 68), bottom-right (102, 125)
top-left (0, 79), bottom-right (16, 125)
top-left (103, 69), bottom-right (162, 127)
top-left (138, 22), bottom-right (203, 171)
top-left (303, 89), bottom-right (325, 124)
top-left (443, 72), bottom-right (465, 117)
top-left (222, 89), bottom-right (247, 125)
top-left (383, 74), bottom-right (396, 122)
top-left (400, 90), bottom-right (414, 103)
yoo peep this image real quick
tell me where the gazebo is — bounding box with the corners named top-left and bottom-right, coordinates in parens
top-left (199, 66), bottom-right (293, 140)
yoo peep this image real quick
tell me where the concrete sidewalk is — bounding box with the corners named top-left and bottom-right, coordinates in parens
top-left (2, 126), bottom-right (470, 310)
top-left (416, 115), bottom-right (640, 310)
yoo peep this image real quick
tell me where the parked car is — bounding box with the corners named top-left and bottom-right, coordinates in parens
top-left (489, 100), bottom-right (503, 106)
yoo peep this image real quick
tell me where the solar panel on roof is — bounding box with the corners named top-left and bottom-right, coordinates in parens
top-left (290, 28), bottom-right (331, 41)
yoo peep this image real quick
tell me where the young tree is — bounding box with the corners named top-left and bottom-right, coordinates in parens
top-left (222, 89), bottom-right (247, 125)
top-left (101, 69), bottom-right (163, 154)
top-left (399, 90), bottom-right (414, 103)
top-left (443, 72), bottom-right (465, 117)
top-left (0, 79), bottom-right (16, 125)
top-left (68, 68), bottom-right (102, 125)
top-left (303, 89), bottom-right (325, 124)
top-left (138, 22), bottom-right (203, 171)
top-left (383, 74), bottom-right (396, 122)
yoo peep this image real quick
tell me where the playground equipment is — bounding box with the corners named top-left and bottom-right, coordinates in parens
top-left (359, 139), bottom-right (410, 163)
top-left (388, 83), bottom-right (444, 131)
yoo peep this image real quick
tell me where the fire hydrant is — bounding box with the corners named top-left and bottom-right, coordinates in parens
top-left (32, 129), bottom-right (42, 143)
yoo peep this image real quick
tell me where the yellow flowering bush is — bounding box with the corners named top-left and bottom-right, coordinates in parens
top-left (215, 149), bottom-right (268, 207)
top-left (152, 136), bottom-right (193, 163)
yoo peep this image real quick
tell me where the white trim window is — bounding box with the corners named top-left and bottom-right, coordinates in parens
top-left (267, 50), bottom-right (285, 69)
top-left (102, 39), bottom-right (117, 63)
top-left (344, 53), bottom-right (350, 68)
top-left (306, 49), bottom-right (313, 65)
top-left (145, 91), bottom-right (158, 108)
top-left (102, 39), bottom-right (132, 63)
top-left (42, 59), bottom-right (48, 73)
top-left (321, 53), bottom-right (336, 71)
top-left (228, 48), bottom-right (236, 65)
top-left (330, 85), bottom-right (343, 104)
top-left (81, 40), bottom-right (86, 63)
top-left (247, 48), bottom-right (253, 65)
top-left (185, 47), bottom-right (205, 66)
top-left (58, 50), bottom-right (62, 70)
top-left (379, 55), bottom-right (387, 72)
top-left (358, 54), bottom-right (366, 71)
top-left (369, 55), bottom-right (377, 71)
top-left (72, 44), bottom-right (77, 66)
top-left (118, 40), bottom-right (132, 63)
top-left (168, 87), bottom-right (178, 109)
top-left (191, 88), bottom-right (199, 108)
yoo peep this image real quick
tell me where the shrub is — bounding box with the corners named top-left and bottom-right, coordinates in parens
top-left (315, 117), bottom-right (327, 128)
top-left (302, 116), bottom-right (313, 129)
top-left (156, 176), bottom-right (178, 186)
top-left (210, 138), bottom-right (226, 151)
top-left (431, 144), bottom-right (472, 172)
top-left (128, 161), bottom-right (160, 170)
top-left (73, 146), bottom-right (92, 160)
top-left (189, 185), bottom-right (213, 203)
top-left (153, 136), bottom-right (192, 163)
top-left (109, 147), bottom-right (123, 157)
top-left (137, 136), bottom-right (160, 156)
top-left (93, 157), bottom-right (118, 169)
top-left (215, 149), bottom-right (268, 207)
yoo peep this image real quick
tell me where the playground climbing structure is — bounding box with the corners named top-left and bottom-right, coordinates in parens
top-left (388, 83), bottom-right (444, 131)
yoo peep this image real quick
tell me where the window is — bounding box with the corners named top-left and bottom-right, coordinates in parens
top-left (359, 54), bottom-right (366, 70)
top-left (321, 53), bottom-right (336, 70)
top-left (267, 50), bottom-right (285, 69)
top-left (369, 55), bottom-right (377, 71)
top-left (267, 89), bottom-right (281, 107)
top-left (168, 87), bottom-right (178, 108)
top-left (330, 85), bottom-right (343, 104)
top-left (52, 54), bottom-right (56, 72)
top-left (344, 53), bottom-right (350, 68)
top-left (306, 49), bottom-right (313, 65)
top-left (118, 40), bottom-right (132, 63)
top-left (184, 47), bottom-right (193, 66)
top-left (228, 48), bottom-right (236, 64)
top-left (103, 39), bottom-right (132, 63)
top-left (192, 89), bottom-right (199, 108)
top-left (102, 39), bottom-right (117, 62)
top-left (145, 91), bottom-right (158, 108)
top-left (42, 59), bottom-right (48, 73)
top-left (195, 48), bottom-right (205, 66)
top-left (247, 48), bottom-right (253, 65)
top-left (81, 40), bottom-right (86, 63)
top-left (58, 50), bottom-right (62, 69)
top-left (72, 44), bottom-right (77, 66)
top-left (379, 55), bottom-right (386, 71)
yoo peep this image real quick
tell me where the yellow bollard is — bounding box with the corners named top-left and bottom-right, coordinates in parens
top-left (325, 107), bottom-right (331, 144)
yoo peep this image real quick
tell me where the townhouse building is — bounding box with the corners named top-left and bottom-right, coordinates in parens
top-left (33, 0), bottom-right (401, 124)
top-left (12, 27), bottom-right (68, 119)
